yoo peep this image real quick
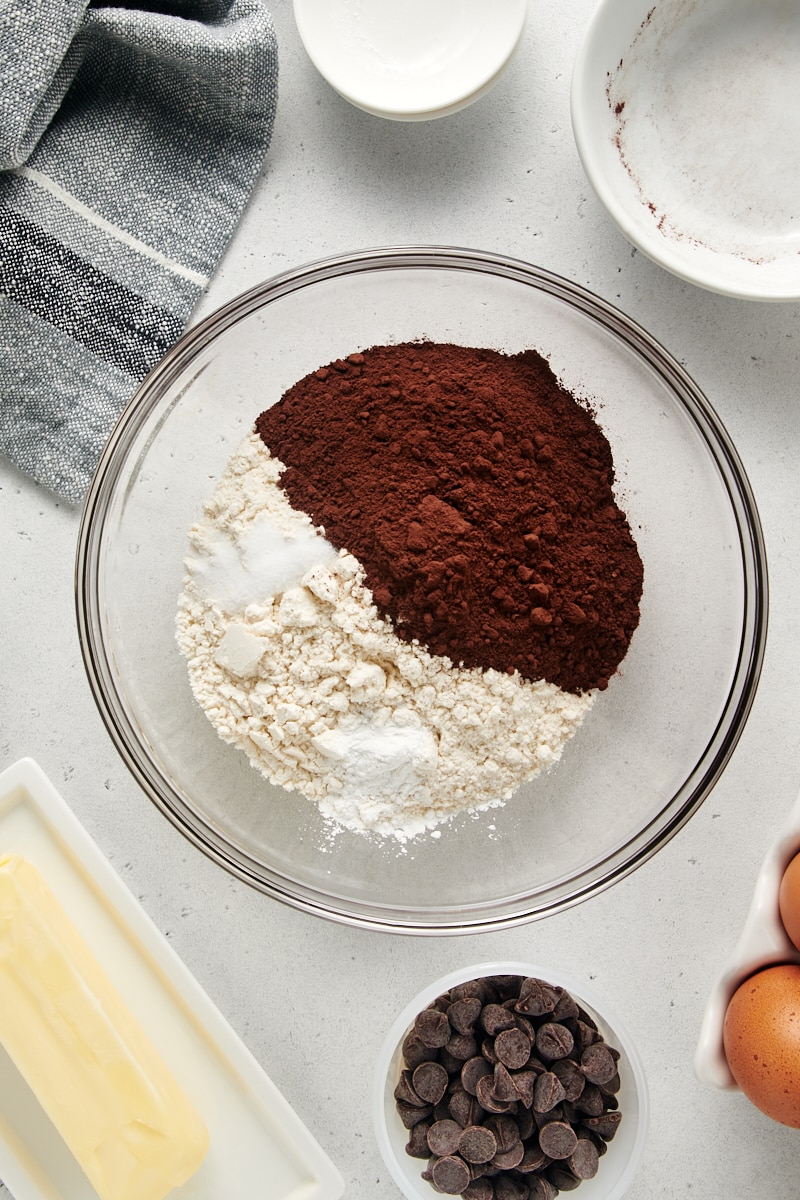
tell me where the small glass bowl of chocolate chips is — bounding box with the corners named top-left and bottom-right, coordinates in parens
top-left (373, 963), bottom-right (648, 1200)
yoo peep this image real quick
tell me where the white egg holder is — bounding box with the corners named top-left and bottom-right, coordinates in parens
top-left (695, 788), bottom-right (800, 1090)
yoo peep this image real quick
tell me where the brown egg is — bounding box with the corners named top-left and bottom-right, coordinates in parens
top-left (723, 963), bottom-right (800, 1127)
top-left (779, 850), bottom-right (800, 951)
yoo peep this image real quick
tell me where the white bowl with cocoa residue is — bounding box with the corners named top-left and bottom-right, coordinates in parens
top-left (571, 0), bottom-right (800, 300)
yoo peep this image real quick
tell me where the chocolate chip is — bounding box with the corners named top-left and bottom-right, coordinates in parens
top-left (573, 1084), bottom-right (604, 1117)
top-left (582, 1110), bottom-right (622, 1141)
top-left (550, 1058), bottom-right (585, 1101)
top-left (430, 1154), bottom-right (471, 1195)
top-left (515, 977), bottom-right (559, 1017)
top-left (533, 1071), bottom-right (567, 1114)
top-left (405, 1121), bottom-right (432, 1158)
top-left (546, 1164), bottom-right (582, 1191)
top-left (584, 1128), bottom-right (609, 1156)
top-left (462, 1180), bottom-right (494, 1200)
top-left (462, 1055), bottom-right (492, 1096)
top-left (494, 1176), bottom-right (528, 1200)
top-left (476, 1073), bottom-right (515, 1114)
top-left (575, 1019), bottom-right (599, 1051)
top-left (568, 1136), bottom-right (600, 1180)
top-left (426, 1119), bottom-right (463, 1157)
top-left (394, 1069), bottom-right (427, 1107)
top-left (581, 1042), bottom-right (617, 1085)
top-left (415, 1007), bottom-right (451, 1049)
top-left (487, 976), bottom-right (522, 1000)
top-left (513, 1014), bottom-right (535, 1041)
top-left (449, 1087), bottom-right (484, 1128)
top-left (534, 1102), bottom-right (565, 1130)
top-left (440, 1047), bottom-right (466, 1076)
top-left (492, 1141), bottom-right (524, 1170)
top-left (516, 1104), bottom-right (535, 1141)
top-left (517, 1143), bottom-right (550, 1173)
top-left (447, 1033), bottom-right (479, 1061)
top-left (402, 1031), bottom-right (438, 1069)
top-left (515, 1012), bottom-right (534, 1041)
top-left (468, 1161), bottom-right (494, 1182)
top-left (562, 1100), bottom-right (580, 1125)
top-left (538, 1120), bottom-right (579, 1160)
top-left (451, 979), bottom-right (496, 1005)
top-left (577, 1006), bottom-right (599, 1032)
top-left (413, 1061), bottom-right (449, 1104)
top-left (535, 1022), bottom-right (574, 1062)
top-left (396, 1099), bottom-right (434, 1128)
top-left (527, 1178), bottom-right (558, 1200)
top-left (458, 1125), bottom-right (497, 1164)
top-left (482, 1004), bottom-right (517, 1036)
top-left (552, 989), bottom-right (580, 1021)
top-left (511, 1069), bottom-right (536, 1109)
top-left (482, 1037), bottom-right (499, 1065)
top-left (492, 1062), bottom-right (519, 1102)
top-left (495, 1027), bottom-right (531, 1070)
top-left (484, 1114), bottom-right (520, 1153)
top-left (600, 1071), bottom-right (622, 1097)
top-left (448, 997), bottom-right (482, 1034)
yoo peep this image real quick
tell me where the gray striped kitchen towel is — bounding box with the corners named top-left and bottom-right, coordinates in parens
top-left (0, 0), bottom-right (278, 503)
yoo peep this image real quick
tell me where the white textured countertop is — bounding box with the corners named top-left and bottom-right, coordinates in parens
top-left (3, 2), bottom-right (800, 1197)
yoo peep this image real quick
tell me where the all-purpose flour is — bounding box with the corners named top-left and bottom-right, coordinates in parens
top-left (176, 434), bottom-right (594, 839)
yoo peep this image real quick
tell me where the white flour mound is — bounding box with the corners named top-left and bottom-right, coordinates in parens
top-left (176, 434), bottom-right (595, 840)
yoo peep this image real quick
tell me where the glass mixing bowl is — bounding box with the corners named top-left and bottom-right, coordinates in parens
top-left (76, 247), bottom-right (767, 932)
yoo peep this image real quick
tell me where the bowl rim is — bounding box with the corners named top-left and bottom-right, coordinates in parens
top-left (570, 0), bottom-right (800, 302)
top-left (75, 244), bottom-right (769, 934)
top-left (372, 960), bottom-right (650, 1200)
top-left (326, 48), bottom-right (520, 123)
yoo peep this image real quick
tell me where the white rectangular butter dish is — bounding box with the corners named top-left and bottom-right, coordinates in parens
top-left (0, 757), bottom-right (344, 1200)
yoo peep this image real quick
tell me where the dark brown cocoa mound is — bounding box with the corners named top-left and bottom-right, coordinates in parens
top-left (255, 342), bottom-right (643, 693)
top-left (393, 974), bottom-right (623, 1198)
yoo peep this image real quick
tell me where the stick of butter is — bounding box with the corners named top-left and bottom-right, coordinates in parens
top-left (0, 854), bottom-right (209, 1200)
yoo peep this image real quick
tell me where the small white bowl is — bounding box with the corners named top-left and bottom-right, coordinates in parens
top-left (695, 788), bottom-right (800, 1091)
top-left (293, 0), bottom-right (526, 120)
top-left (571, 0), bottom-right (800, 300)
top-left (373, 962), bottom-right (648, 1200)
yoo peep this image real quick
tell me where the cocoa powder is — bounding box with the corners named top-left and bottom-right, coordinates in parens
top-left (255, 342), bottom-right (643, 693)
